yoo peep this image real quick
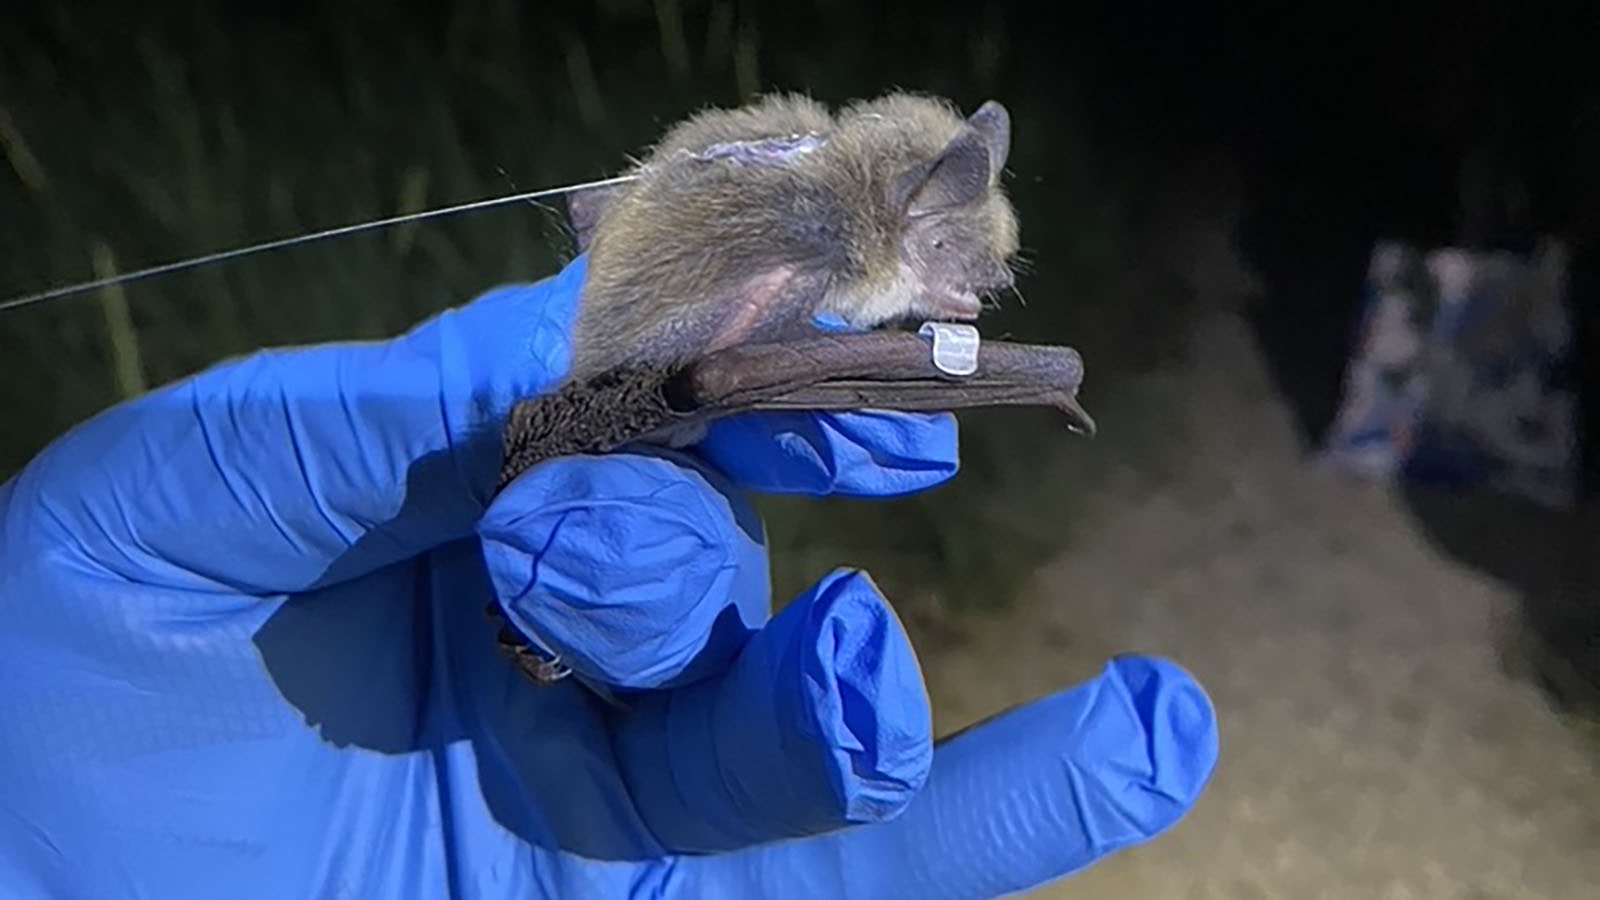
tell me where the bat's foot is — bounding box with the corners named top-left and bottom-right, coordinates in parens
top-left (484, 602), bottom-right (573, 686)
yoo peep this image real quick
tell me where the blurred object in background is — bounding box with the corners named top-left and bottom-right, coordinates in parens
top-left (1321, 237), bottom-right (1577, 509)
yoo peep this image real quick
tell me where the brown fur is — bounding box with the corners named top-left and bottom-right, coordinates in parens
top-left (565, 91), bottom-right (1022, 381)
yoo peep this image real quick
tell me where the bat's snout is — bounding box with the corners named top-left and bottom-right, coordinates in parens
top-left (974, 259), bottom-right (1016, 298)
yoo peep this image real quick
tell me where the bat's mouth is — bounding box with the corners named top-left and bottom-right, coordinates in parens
top-left (925, 289), bottom-right (984, 320)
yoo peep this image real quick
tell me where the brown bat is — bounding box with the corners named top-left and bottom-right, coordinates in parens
top-left (489, 91), bottom-right (1095, 687)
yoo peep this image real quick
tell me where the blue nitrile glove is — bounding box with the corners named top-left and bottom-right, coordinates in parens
top-left (0, 254), bottom-right (1218, 899)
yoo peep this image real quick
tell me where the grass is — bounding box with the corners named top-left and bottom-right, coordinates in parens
top-left (0, 0), bottom-right (1216, 619)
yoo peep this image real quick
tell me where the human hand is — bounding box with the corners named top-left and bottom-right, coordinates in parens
top-left (0, 254), bottom-right (1217, 899)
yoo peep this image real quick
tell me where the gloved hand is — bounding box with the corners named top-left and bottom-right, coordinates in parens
top-left (0, 254), bottom-right (1218, 899)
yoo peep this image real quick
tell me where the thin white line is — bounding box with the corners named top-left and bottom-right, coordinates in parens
top-left (0, 173), bottom-right (638, 313)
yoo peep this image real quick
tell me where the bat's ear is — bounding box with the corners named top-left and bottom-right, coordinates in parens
top-left (890, 125), bottom-right (994, 217)
top-left (887, 100), bottom-right (1011, 218)
top-left (564, 183), bottom-right (622, 252)
top-left (965, 100), bottom-right (1011, 183)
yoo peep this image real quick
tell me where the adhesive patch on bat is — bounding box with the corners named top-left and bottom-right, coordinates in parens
top-left (691, 133), bottom-right (827, 166)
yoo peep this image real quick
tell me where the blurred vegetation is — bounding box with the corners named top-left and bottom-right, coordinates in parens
top-left (0, 0), bottom-right (1223, 620)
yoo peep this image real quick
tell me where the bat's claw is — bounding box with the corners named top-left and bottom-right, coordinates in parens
top-left (1061, 395), bottom-right (1097, 437)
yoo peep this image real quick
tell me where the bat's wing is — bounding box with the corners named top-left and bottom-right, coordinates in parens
top-left (499, 332), bottom-right (1093, 489)
top-left (675, 333), bottom-right (1095, 435)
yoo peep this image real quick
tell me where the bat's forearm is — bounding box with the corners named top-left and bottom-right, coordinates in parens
top-left (499, 331), bottom-right (1092, 490)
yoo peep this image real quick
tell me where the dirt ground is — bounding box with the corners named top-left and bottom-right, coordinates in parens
top-left (918, 310), bottom-right (1600, 898)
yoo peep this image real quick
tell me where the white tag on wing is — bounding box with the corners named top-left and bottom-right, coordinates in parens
top-left (917, 322), bottom-right (981, 377)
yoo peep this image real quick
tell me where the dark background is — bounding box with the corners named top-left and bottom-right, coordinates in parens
top-left (3, 2), bottom-right (1598, 707)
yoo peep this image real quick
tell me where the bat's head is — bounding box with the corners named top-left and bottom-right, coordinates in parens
top-left (823, 98), bottom-right (1021, 331)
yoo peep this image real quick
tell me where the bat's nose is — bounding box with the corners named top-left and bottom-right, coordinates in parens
top-left (977, 261), bottom-right (1015, 295)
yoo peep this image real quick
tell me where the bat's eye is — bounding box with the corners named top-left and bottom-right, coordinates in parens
top-left (931, 238), bottom-right (945, 249)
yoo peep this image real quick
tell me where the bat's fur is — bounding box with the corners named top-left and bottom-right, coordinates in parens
top-left (565, 91), bottom-right (1022, 381)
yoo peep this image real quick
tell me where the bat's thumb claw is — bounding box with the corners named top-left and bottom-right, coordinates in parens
top-left (1061, 395), bottom-right (1097, 437)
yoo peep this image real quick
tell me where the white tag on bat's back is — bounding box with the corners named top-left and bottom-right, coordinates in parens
top-left (918, 322), bottom-right (981, 377)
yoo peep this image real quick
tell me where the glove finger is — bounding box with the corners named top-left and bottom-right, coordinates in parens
top-left (613, 568), bottom-right (931, 853)
top-left (672, 655), bottom-right (1218, 899)
top-left (16, 256), bottom-right (589, 595)
top-left (477, 449), bottom-right (771, 692)
top-left (695, 410), bottom-right (959, 498)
